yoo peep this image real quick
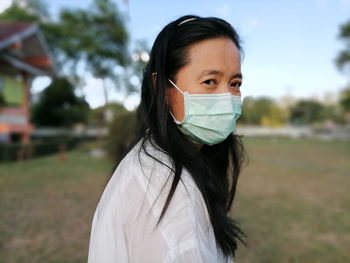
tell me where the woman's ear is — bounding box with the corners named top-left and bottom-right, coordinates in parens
top-left (151, 72), bottom-right (157, 88)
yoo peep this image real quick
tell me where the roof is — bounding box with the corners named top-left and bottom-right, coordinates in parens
top-left (0, 23), bottom-right (36, 47)
top-left (0, 22), bottom-right (58, 77)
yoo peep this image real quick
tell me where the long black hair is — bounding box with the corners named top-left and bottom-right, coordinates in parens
top-left (134, 15), bottom-right (247, 259)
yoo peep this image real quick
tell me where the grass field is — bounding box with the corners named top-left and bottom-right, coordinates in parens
top-left (234, 138), bottom-right (350, 263)
top-left (0, 148), bottom-right (112, 263)
top-left (0, 138), bottom-right (349, 263)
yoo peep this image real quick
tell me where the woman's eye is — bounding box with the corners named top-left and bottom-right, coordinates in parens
top-left (203, 79), bottom-right (216, 86)
top-left (231, 82), bottom-right (242, 88)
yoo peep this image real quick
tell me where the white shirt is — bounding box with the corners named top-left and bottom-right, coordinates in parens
top-left (87, 138), bottom-right (233, 263)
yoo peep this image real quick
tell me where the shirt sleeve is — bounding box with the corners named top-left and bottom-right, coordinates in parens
top-left (160, 178), bottom-right (230, 263)
top-left (87, 157), bottom-right (132, 263)
top-left (163, 227), bottom-right (222, 263)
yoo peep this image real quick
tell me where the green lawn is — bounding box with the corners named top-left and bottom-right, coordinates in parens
top-left (0, 148), bottom-right (112, 263)
top-left (0, 138), bottom-right (349, 263)
top-left (234, 138), bottom-right (350, 263)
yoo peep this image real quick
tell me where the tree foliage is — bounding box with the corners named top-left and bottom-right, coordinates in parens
top-left (289, 100), bottom-right (327, 125)
top-left (239, 96), bottom-right (287, 126)
top-left (340, 86), bottom-right (350, 113)
top-left (89, 102), bottom-right (126, 127)
top-left (336, 19), bottom-right (350, 74)
top-left (0, 0), bottom-right (46, 22)
top-left (31, 78), bottom-right (90, 127)
top-left (105, 110), bottom-right (138, 164)
top-left (57, 0), bottom-right (129, 78)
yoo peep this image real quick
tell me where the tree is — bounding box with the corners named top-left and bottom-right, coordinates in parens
top-left (239, 96), bottom-right (287, 126)
top-left (335, 19), bottom-right (350, 74)
top-left (105, 109), bottom-right (138, 164)
top-left (335, 19), bottom-right (350, 122)
top-left (0, 0), bottom-right (47, 22)
top-left (340, 87), bottom-right (350, 112)
top-left (89, 102), bottom-right (126, 127)
top-left (31, 78), bottom-right (90, 127)
top-left (56, 0), bottom-right (129, 105)
top-left (113, 39), bottom-right (150, 99)
top-left (0, 93), bottom-right (5, 106)
top-left (289, 100), bottom-right (326, 125)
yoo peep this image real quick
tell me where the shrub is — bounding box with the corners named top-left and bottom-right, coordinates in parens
top-left (105, 110), bottom-right (138, 164)
top-left (0, 137), bottom-right (80, 162)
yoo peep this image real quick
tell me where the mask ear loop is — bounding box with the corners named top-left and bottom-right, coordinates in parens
top-left (168, 79), bottom-right (184, 95)
top-left (167, 79), bottom-right (184, 124)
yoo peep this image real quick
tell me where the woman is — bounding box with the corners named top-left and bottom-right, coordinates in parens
top-left (88, 15), bottom-right (247, 263)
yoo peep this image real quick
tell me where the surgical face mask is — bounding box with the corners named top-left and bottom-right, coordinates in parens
top-left (168, 79), bottom-right (242, 146)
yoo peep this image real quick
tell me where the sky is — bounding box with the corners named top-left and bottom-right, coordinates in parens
top-left (1, 0), bottom-right (350, 109)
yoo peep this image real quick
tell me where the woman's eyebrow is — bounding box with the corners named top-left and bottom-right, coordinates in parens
top-left (197, 69), bottom-right (243, 80)
top-left (231, 73), bottom-right (243, 80)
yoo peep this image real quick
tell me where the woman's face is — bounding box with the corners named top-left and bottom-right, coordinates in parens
top-left (166, 37), bottom-right (242, 123)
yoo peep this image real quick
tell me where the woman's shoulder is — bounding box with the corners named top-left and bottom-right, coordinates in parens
top-left (119, 137), bottom-right (176, 185)
top-left (121, 138), bottom-right (213, 236)
top-left (104, 137), bottom-right (173, 187)
top-left (122, 137), bottom-right (198, 208)
top-left (94, 137), bottom-right (196, 219)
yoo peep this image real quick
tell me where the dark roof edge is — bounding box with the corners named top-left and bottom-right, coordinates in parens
top-left (35, 29), bottom-right (59, 77)
top-left (2, 54), bottom-right (47, 75)
top-left (0, 24), bottom-right (38, 50)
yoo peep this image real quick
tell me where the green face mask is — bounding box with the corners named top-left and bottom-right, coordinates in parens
top-left (168, 79), bottom-right (242, 146)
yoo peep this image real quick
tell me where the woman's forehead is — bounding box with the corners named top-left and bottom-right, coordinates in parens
top-left (184, 38), bottom-right (241, 74)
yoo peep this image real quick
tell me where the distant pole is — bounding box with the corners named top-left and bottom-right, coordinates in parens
top-left (102, 78), bottom-right (109, 107)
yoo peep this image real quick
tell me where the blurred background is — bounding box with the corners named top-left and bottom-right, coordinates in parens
top-left (0, 0), bottom-right (349, 262)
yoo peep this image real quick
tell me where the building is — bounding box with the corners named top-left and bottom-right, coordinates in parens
top-left (0, 22), bottom-right (57, 143)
